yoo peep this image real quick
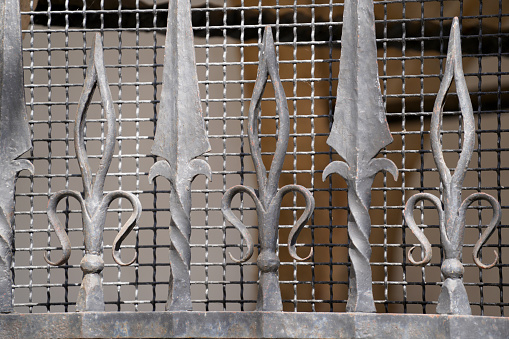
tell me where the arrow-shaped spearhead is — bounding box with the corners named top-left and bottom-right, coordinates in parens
top-left (149, 0), bottom-right (211, 311)
top-left (151, 0), bottom-right (211, 171)
top-left (323, 0), bottom-right (397, 313)
top-left (326, 0), bottom-right (393, 170)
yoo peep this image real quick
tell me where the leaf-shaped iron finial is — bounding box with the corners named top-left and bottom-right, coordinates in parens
top-left (45, 34), bottom-right (142, 312)
top-left (221, 27), bottom-right (315, 312)
top-left (404, 17), bottom-right (501, 315)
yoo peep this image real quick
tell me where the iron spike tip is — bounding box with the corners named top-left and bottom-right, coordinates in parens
top-left (261, 26), bottom-right (277, 62)
top-left (151, 0), bottom-right (210, 165)
top-left (92, 33), bottom-right (103, 55)
top-left (326, 0), bottom-right (393, 167)
top-left (449, 17), bottom-right (461, 58)
top-left (263, 26), bottom-right (274, 45)
top-left (0, 0), bottom-right (32, 159)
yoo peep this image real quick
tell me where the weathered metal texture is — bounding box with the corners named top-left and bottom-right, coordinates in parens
top-left (222, 27), bottom-right (315, 312)
top-left (1, 312), bottom-right (509, 338)
top-left (148, 0), bottom-right (211, 311)
top-left (404, 17), bottom-right (501, 315)
top-left (0, 0), bottom-right (34, 313)
top-left (322, 0), bottom-right (398, 313)
top-left (45, 33), bottom-right (142, 312)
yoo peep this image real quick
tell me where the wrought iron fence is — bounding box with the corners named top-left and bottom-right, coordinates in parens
top-left (0, 0), bottom-right (508, 337)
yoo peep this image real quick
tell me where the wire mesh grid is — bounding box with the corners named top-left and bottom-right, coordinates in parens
top-left (11, 0), bottom-right (509, 316)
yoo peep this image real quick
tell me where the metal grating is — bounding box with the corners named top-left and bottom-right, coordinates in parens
top-left (10, 0), bottom-right (509, 316)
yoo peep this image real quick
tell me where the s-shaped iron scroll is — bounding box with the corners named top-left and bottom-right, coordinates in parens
top-left (404, 17), bottom-right (501, 315)
top-left (44, 34), bottom-right (142, 312)
top-left (221, 27), bottom-right (315, 312)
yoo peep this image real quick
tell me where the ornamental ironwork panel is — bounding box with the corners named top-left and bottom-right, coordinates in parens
top-left (0, 0), bottom-right (506, 329)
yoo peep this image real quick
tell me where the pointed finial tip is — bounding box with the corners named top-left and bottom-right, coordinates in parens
top-left (263, 26), bottom-right (274, 45)
top-left (447, 17), bottom-right (462, 54)
top-left (93, 33), bottom-right (103, 52)
top-left (451, 17), bottom-right (460, 36)
top-left (261, 26), bottom-right (276, 58)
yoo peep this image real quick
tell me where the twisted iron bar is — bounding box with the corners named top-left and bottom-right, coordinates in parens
top-left (44, 33), bottom-right (141, 312)
top-left (222, 27), bottom-right (315, 312)
top-left (148, 0), bottom-right (211, 311)
top-left (404, 17), bottom-right (501, 315)
top-left (0, 0), bottom-right (34, 313)
top-left (323, 0), bottom-right (398, 313)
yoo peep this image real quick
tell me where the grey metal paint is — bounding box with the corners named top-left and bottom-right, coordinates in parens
top-left (1, 312), bottom-right (508, 338)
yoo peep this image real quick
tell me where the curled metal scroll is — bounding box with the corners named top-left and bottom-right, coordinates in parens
top-left (45, 34), bottom-right (142, 312)
top-left (322, 0), bottom-right (398, 313)
top-left (221, 26), bottom-right (315, 312)
top-left (404, 17), bottom-right (501, 315)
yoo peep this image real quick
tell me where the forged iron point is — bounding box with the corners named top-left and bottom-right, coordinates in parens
top-left (0, 0), bottom-right (34, 313)
top-left (221, 26), bottom-right (315, 312)
top-left (404, 17), bottom-right (501, 315)
top-left (148, 0), bottom-right (211, 312)
top-left (323, 0), bottom-right (398, 313)
top-left (45, 34), bottom-right (142, 312)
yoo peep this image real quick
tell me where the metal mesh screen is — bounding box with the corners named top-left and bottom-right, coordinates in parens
top-left (12, 0), bottom-right (509, 316)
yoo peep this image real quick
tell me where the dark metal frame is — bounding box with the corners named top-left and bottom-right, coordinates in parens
top-left (1, 312), bottom-right (509, 338)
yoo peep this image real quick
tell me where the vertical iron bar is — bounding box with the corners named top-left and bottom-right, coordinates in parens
top-left (148, 0), bottom-right (212, 312)
top-left (0, 0), bottom-right (34, 313)
top-left (323, 0), bottom-right (398, 313)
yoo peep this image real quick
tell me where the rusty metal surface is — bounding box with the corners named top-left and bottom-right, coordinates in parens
top-left (148, 0), bottom-right (211, 311)
top-left (0, 0), bottom-right (34, 313)
top-left (222, 27), bottom-right (315, 312)
top-left (404, 17), bottom-right (501, 316)
top-left (323, 0), bottom-right (398, 313)
top-left (0, 312), bottom-right (508, 338)
top-left (44, 33), bottom-right (142, 312)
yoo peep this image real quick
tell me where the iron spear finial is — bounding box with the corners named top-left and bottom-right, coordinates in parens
top-left (323, 0), bottom-right (398, 313)
top-left (0, 0), bottom-right (34, 313)
top-left (151, 0), bottom-right (211, 165)
top-left (148, 0), bottom-right (212, 311)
